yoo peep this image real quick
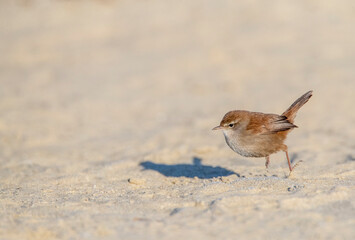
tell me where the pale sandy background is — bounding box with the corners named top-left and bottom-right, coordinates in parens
top-left (0, 0), bottom-right (355, 239)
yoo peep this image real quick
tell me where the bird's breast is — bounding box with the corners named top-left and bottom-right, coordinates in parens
top-left (223, 131), bottom-right (262, 157)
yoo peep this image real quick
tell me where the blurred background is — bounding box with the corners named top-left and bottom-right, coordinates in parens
top-left (0, 0), bottom-right (355, 239)
top-left (1, 0), bottom-right (354, 163)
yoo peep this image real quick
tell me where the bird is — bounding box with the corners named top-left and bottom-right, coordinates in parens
top-left (213, 90), bottom-right (313, 172)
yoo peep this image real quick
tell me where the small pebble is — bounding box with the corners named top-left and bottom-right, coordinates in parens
top-left (220, 174), bottom-right (239, 183)
top-left (287, 185), bottom-right (303, 192)
top-left (128, 178), bottom-right (146, 185)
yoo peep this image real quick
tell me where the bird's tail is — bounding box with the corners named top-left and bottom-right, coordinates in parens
top-left (282, 90), bottom-right (313, 123)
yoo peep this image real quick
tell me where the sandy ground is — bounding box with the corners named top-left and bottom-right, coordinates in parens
top-left (1, 0), bottom-right (355, 239)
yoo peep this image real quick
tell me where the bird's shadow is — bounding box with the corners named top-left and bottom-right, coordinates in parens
top-left (140, 157), bottom-right (239, 179)
top-left (290, 153), bottom-right (298, 164)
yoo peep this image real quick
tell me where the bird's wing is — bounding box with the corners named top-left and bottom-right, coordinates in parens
top-left (267, 115), bottom-right (297, 133)
top-left (246, 113), bottom-right (297, 135)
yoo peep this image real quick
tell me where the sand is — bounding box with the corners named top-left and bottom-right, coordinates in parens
top-left (0, 1), bottom-right (354, 239)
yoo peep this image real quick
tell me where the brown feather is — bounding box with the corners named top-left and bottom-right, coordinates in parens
top-left (282, 90), bottom-right (313, 123)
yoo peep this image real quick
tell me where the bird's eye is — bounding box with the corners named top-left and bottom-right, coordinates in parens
top-left (228, 123), bottom-right (234, 128)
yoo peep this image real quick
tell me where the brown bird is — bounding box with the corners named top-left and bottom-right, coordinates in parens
top-left (213, 90), bottom-right (313, 172)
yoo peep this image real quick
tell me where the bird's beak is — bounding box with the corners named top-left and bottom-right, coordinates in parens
top-left (212, 126), bottom-right (223, 130)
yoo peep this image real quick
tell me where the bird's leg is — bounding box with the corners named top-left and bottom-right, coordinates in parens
top-left (285, 150), bottom-right (303, 175)
top-left (285, 150), bottom-right (292, 172)
top-left (265, 156), bottom-right (270, 169)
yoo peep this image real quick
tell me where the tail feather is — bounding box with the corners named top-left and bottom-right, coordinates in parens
top-left (282, 90), bottom-right (313, 123)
